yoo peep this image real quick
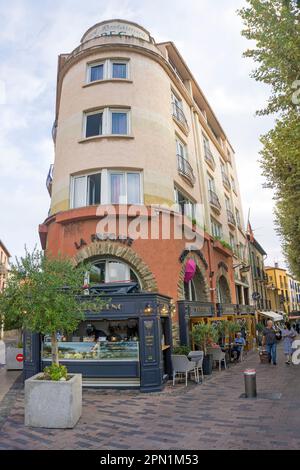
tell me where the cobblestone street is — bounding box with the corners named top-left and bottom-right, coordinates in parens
top-left (0, 342), bottom-right (299, 450)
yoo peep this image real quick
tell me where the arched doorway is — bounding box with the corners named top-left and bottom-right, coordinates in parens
top-left (184, 267), bottom-right (209, 302)
top-left (217, 275), bottom-right (231, 304)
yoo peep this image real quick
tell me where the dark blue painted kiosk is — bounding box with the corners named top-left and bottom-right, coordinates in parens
top-left (23, 284), bottom-right (172, 393)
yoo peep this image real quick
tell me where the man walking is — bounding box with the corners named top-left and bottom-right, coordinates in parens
top-left (262, 320), bottom-right (277, 365)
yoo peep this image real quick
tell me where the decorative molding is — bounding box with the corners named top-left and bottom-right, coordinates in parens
top-left (218, 261), bottom-right (228, 272)
top-left (179, 249), bottom-right (208, 270)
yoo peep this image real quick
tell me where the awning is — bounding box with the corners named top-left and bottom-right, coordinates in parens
top-left (258, 311), bottom-right (283, 322)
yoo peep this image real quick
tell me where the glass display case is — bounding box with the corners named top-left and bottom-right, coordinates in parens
top-left (42, 340), bottom-right (139, 362)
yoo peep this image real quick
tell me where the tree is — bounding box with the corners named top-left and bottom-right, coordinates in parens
top-left (238, 1), bottom-right (300, 276)
top-left (0, 248), bottom-right (107, 369)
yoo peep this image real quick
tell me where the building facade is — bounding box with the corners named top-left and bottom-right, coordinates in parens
top-left (287, 274), bottom-right (300, 313)
top-left (38, 19), bottom-right (254, 376)
top-left (247, 235), bottom-right (269, 311)
top-left (0, 240), bottom-right (11, 339)
top-left (265, 264), bottom-right (290, 313)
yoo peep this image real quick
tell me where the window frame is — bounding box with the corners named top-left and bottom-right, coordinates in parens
top-left (87, 59), bottom-right (130, 83)
top-left (84, 109), bottom-right (104, 138)
top-left (108, 170), bottom-right (143, 205)
top-left (109, 108), bottom-right (130, 136)
top-left (87, 61), bottom-right (106, 83)
top-left (70, 171), bottom-right (102, 209)
top-left (211, 217), bottom-right (223, 238)
top-left (110, 59), bottom-right (129, 80)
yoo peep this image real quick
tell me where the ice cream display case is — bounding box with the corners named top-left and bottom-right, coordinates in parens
top-left (42, 340), bottom-right (139, 362)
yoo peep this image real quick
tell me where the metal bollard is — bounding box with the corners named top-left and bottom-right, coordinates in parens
top-left (244, 369), bottom-right (257, 398)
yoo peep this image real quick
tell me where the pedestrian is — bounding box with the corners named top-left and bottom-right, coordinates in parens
top-left (281, 322), bottom-right (297, 365)
top-left (262, 320), bottom-right (277, 365)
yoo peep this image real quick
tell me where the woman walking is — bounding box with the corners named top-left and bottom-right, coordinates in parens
top-left (282, 322), bottom-right (297, 365)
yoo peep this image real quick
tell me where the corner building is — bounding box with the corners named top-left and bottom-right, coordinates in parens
top-left (36, 20), bottom-right (255, 388)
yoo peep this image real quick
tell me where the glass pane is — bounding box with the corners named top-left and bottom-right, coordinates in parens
top-left (88, 173), bottom-right (101, 205)
top-left (112, 63), bottom-right (127, 79)
top-left (73, 176), bottom-right (86, 208)
top-left (90, 64), bottom-right (104, 82)
top-left (127, 173), bottom-right (140, 204)
top-left (90, 262), bottom-right (106, 284)
top-left (110, 173), bottom-right (125, 203)
top-left (107, 261), bottom-right (129, 282)
top-left (111, 112), bottom-right (127, 135)
top-left (86, 113), bottom-right (102, 138)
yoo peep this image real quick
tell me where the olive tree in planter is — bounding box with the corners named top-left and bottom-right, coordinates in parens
top-left (192, 323), bottom-right (218, 375)
top-left (0, 248), bottom-right (106, 429)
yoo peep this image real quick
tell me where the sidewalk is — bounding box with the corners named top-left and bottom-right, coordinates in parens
top-left (0, 341), bottom-right (299, 450)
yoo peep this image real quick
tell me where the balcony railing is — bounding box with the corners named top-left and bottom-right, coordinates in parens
top-left (172, 102), bottom-right (189, 133)
top-left (204, 147), bottom-right (215, 169)
top-left (208, 189), bottom-right (221, 211)
top-left (46, 164), bottom-right (54, 197)
top-left (222, 172), bottom-right (231, 190)
top-left (177, 154), bottom-right (195, 186)
top-left (227, 209), bottom-right (236, 227)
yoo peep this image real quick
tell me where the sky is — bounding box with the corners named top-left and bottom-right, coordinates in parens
top-left (0, 0), bottom-right (284, 267)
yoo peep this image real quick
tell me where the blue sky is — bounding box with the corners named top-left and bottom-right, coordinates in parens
top-left (0, 0), bottom-right (283, 267)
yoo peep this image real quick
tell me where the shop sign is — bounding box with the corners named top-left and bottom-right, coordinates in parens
top-left (75, 233), bottom-right (134, 250)
top-left (83, 21), bottom-right (150, 43)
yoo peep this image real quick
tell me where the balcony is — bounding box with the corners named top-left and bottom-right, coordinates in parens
top-left (177, 154), bottom-right (195, 186)
top-left (208, 189), bottom-right (221, 213)
top-left (172, 102), bottom-right (189, 134)
top-left (222, 172), bottom-right (231, 191)
top-left (204, 147), bottom-right (215, 170)
top-left (227, 209), bottom-right (236, 228)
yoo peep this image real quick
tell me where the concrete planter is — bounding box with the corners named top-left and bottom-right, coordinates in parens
top-left (25, 373), bottom-right (82, 428)
top-left (5, 347), bottom-right (23, 370)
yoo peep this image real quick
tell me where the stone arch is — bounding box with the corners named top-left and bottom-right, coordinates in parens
top-left (177, 252), bottom-right (210, 301)
top-left (216, 268), bottom-right (232, 304)
top-left (73, 242), bottom-right (158, 292)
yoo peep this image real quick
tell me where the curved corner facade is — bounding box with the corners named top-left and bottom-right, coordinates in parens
top-left (40, 19), bottom-right (254, 343)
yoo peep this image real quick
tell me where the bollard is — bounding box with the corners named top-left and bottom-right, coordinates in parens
top-left (244, 369), bottom-right (257, 398)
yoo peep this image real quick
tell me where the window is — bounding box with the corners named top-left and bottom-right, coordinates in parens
top-left (174, 187), bottom-right (195, 219)
top-left (229, 233), bottom-right (235, 250)
top-left (231, 177), bottom-right (237, 193)
top-left (87, 59), bottom-right (129, 83)
top-left (176, 137), bottom-right (187, 158)
top-left (109, 171), bottom-right (141, 204)
top-left (211, 217), bottom-right (222, 238)
top-left (72, 173), bottom-right (101, 208)
top-left (89, 259), bottom-right (140, 286)
top-left (235, 208), bottom-right (241, 227)
top-left (225, 196), bottom-right (231, 211)
top-left (112, 62), bottom-right (128, 79)
top-left (111, 111), bottom-right (128, 135)
top-left (85, 112), bottom-right (103, 138)
top-left (89, 63), bottom-right (104, 82)
top-left (84, 108), bottom-right (130, 138)
top-left (208, 174), bottom-right (216, 192)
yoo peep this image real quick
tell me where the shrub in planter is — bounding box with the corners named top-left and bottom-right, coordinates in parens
top-left (0, 248), bottom-right (107, 428)
top-left (192, 323), bottom-right (219, 375)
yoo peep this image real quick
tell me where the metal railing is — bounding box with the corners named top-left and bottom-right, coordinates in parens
top-left (204, 147), bottom-right (215, 168)
top-left (208, 189), bottom-right (221, 210)
top-left (227, 209), bottom-right (236, 226)
top-left (222, 172), bottom-right (231, 189)
top-left (177, 154), bottom-right (195, 185)
top-left (172, 102), bottom-right (189, 132)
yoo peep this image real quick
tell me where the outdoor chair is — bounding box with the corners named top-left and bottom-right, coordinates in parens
top-left (188, 351), bottom-right (204, 383)
top-left (207, 347), bottom-right (226, 371)
top-left (171, 354), bottom-right (197, 386)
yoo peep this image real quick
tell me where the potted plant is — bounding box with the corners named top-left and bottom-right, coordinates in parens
top-left (192, 323), bottom-right (218, 375)
top-left (172, 345), bottom-right (190, 356)
top-left (0, 248), bottom-right (106, 429)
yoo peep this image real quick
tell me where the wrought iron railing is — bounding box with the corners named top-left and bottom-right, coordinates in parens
top-left (227, 209), bottom-right (236, 226)
top-left (172, 102), bottom-right (189, 132)
top-left (208, 189), bottom-right (221, 210)
top-left (204, 147), bottom-right (215, 168)
top-left (222, 172), bottom-right (231, 189)
top-left (177, 154), bottom-right (195, 185)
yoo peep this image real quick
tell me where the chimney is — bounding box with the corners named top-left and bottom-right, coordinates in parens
top-left (275, 262), bottom-right (279, 269)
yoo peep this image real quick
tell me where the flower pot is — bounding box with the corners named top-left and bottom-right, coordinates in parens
top-left (25, 373), bottom-right (82, 428)
top-left (202, 353), bottom-right (213, 375)
top-left (5, 347), bottom-right (23, 370)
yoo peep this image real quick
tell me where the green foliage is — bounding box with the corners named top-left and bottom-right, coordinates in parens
top-left (214, 237), bottom-right (232, 251)
top-left (173, 345), bottom-right (190, 356)
top-left (43, 364), bottom-right (68, 381)
top-left (192, 323), bottom-right (219, 354)
top-left (238, 1), bottom-right (300, 277)
top-left (0, 248), bottom-right (107, 366)
top-left (256, 322), bottom-right (265, 332)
